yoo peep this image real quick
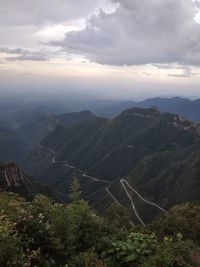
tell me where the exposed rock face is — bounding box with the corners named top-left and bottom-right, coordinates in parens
top-left (172, 115), bottom-right (200, 136)
top-left (0, 163), bottom-right (24, 188)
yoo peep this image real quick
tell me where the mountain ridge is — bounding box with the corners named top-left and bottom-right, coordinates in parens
top-left (24, 106), bottom-right (200, 223)
top-left (94, 96), bottom-right (200, 123)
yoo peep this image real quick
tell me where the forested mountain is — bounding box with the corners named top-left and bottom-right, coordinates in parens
top-left (2, 105), bottom-right (200, 266)
top-left (95, 97), bottom-right (200, 122)
top-left (25, 107), bottom-right (200, 223)
top-left (0, 105), bottom-right (96, 148)
top-left (16, 110), bottom-right (95, 147)
top-left (56, 110), bottom-right (95, 127)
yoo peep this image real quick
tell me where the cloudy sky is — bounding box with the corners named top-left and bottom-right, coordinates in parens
top-left (1, 0), bottom-right (200, 99)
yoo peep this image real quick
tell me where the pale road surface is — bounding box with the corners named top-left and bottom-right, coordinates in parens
top-left (120, 179), bottom-right (168, 215)
top-left (120, 179), bottom-right (145, 226)
top-left (39, 145), bottom-right (110, 183)
top-left (38, 144), bottom-right (168, 226)
top-left (105, 186), bottom-right (122, 207)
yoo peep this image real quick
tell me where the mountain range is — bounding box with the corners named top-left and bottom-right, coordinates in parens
top-left (16, 110), bottom-right (95, 147)
top-left (94, 97), bottom-right (200, 122)
top-left (24, 107), bottom-right (200, 224)
top-left (0, 109), bottom-right (95, 150)
top-left (2, 95), bottom-right (200, 224)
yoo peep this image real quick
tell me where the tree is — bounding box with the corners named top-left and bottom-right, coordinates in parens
top-left (69, 176), bottom-right (81, 202)
top-left (105, 203), bottom-right (133, 231)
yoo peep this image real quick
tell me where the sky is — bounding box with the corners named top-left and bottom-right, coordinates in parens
top-left (0, 0), bottom-right (200, 100)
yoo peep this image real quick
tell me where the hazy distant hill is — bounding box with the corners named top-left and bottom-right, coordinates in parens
top-left (0, 124), bottom-right (28, 163)
top-left (95, 97), bottom-right (200, 122)
top-left (25, 107), bottom-right (200, 222)
top-left (56, 110), bottom-right (95, 127)
top-left (136, 97), bottom-right (200, 122)
top-left (17, 110), bottom-right (95, 147)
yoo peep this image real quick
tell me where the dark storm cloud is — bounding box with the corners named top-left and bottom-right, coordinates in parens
top-left (50, 0), bottom-right (200, 66)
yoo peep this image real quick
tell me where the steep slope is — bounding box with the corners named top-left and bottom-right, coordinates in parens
top-left (24, 116), bottom-right (110, 198)
top-left (17, 110), bottom-right (96, 147)
top-left (42, 108), bottom-right (161, 172)
top-left (42, 116), bottom-right (110, 165)
top-left (102, 145), bottom-right (200, 223)
top-left (0, 124), bottom-right (28, 163)
top-left (0, 162), bottom-right (63, 201)
top-left (130, 146), bottom-right (200, 207)
top-left (41, 108), bottom-right (198, 179)
top-left (16, 111), bottom-right (60, 147)
top-left (25, 107), bottom-right (200, 223)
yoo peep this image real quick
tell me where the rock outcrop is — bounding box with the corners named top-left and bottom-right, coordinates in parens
top-left (0, 163), bottom-right (24, 188)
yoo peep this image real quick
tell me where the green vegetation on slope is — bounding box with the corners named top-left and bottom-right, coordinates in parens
top-left (25, 107), bottom-right (200, 223)
top-left (17, 110), bottom-right (96, 147)
top-left (0, 188), bottom-right (200, 267)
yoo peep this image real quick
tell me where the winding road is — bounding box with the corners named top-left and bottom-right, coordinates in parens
top-left (38, 144), bottom-right (168, 226)
top-left (39, 145), bottom-right (110, 183)
top-left (120, 179), bottom-right (145, 226)
top-left (105, 186), bottom-right (122, 207)
top-left (120, 179), bottom-right (168, 215)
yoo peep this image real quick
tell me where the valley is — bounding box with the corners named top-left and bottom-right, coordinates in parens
top-left (1, 98), bottom-right (200, 266)
top-left (38, 143), bottom-right (168, 226)
top-left (22, 106), bottom-right (200, 224)
top-left (1, 98), bottom-right (200, 224)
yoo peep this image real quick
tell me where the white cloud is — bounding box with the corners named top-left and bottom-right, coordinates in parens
top-left (0, 0), bottom-right (114, 61)
top-left (0, 0), bottom-right (103, 26)
top-left (50, 0), bottom-right (200, 66)
top-left (167, 69), bottom-right (193, 78)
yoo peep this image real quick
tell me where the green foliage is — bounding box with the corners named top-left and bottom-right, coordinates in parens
top-left (0, 191), bottom-right (200, 267)
top-left (0, 215), bottom-right (25, 267)
top-left (142, 238), bottom-right (200, 267)
top-left (69, 249), bottom-right (106, 267)
top-left (105, 203), bottom-right (133, 231)
top-left (69, 176), bottom-right (81, 202)
top-left (0, 192), bottom-right (116, 267)
top-left (106, 232), bottom-right (157, 266)
top-left (150, 202), bottom-right (200, 244)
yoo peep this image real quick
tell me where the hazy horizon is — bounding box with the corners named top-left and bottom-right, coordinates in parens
top-left (0, 0), bottom-right (200, 100)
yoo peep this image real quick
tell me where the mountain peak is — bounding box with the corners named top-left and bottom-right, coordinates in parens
top-left (120, 107), bottom-right (161, 119)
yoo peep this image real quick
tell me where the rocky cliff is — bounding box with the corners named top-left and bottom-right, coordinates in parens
top-left (0, 163), bottom-right (24, 188)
